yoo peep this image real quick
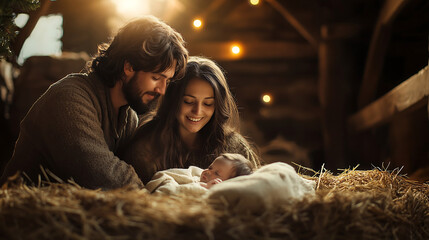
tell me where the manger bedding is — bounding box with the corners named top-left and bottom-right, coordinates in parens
top-left (0, 165), bottom-right (428, 240)
top-left (146, 162), bottom-right (316, 213)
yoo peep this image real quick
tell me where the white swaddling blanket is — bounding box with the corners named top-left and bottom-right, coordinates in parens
top-left (206, 162), bottom-right (316, 213)
top-left (146, 162), bottom-right (316, 212)
top-left (145, 166), bottom-right (208, 195)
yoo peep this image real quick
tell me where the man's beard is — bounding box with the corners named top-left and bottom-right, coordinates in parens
top-left (122, 74), bottom-right (160, 115)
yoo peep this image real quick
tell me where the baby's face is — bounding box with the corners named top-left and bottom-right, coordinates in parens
top-left (200, 157), bottom-right (235, 183)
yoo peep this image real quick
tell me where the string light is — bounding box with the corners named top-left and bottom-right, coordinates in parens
top-left (193, 19), bottom-right (202, 29)
top-left (229, 43), bottom-right (243, 58)
top-left (231, 45), bottom-right (240, 54)
top-left (262, 94), bottom-right (272, 104)
top-left (250, 0), bottom-right (260, 6)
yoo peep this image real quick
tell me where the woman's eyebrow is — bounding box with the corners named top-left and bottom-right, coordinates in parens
top-left (183, 95), bottom-right (215, 100)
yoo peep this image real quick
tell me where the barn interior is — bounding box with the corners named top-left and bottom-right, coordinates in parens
top-left (1, 0), bottom-right (428, 179)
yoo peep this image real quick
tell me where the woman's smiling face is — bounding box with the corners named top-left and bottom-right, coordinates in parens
top-left (177, 77), bottom-right (215, 137)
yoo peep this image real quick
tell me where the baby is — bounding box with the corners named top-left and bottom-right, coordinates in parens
top-left (145, 153), bottom-right (254, 194)
top-left (200, 153), bottom-right (253, 189)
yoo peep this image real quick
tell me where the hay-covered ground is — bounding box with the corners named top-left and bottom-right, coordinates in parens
top-left (0, 168), bottom-right (428, 240)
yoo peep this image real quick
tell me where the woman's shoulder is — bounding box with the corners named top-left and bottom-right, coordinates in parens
top-left (224, 131), bottom-right (262, 168)
top-left (225, 131), bottom-right (249, 144)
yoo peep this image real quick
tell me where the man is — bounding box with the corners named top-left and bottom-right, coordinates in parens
top-left (0, 16), bottom-right (188, 189)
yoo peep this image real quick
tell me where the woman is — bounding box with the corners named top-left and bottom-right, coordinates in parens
top-left (121, 56), bottom-right (261, 184)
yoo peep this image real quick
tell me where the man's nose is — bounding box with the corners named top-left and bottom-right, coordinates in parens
top-left (155, 79), bottom-right (167, 95)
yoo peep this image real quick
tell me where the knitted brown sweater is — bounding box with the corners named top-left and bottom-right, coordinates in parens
top-left (0, 73), bottom-right (144, 189)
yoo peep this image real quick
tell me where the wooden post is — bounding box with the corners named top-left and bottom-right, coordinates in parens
top-left (388, 108), bottom-right (429, 174)
top-left (318, 25), bottom-right (357, 172)
top-left (357, 0), bottom-right (410, 109)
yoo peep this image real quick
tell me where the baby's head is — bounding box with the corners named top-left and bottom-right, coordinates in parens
top-left (200, 153), bottom-right (253, 183)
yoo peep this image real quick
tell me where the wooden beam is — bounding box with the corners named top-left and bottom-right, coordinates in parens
top-left (181, 0), bottom-right (240, 25)
top-left (349, 65), bottom-right (429, 133)
top-left (357, 0), bottom-right (410, 109)
top-left (379, 0), bottom-right (409, 25)
top-left (259, 106), bottom-right (320, 121)
top-left (187, 41), bottom-right (317, 61)
top-left (265, 0), bottom-right (319, 49)
top-left (200, 0), bottom-right (227, 19)
top-left (320, 23), bottom-right (364, 40)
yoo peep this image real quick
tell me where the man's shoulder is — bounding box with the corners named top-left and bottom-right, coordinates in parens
top-left (53, 73), bottom-right (90, 87)
top-left (32, 73), bottom-right (108, 114)
top-left (48, 73), bottom-right (104, 96)
top-left (46, 73), bottom-right (87, 91)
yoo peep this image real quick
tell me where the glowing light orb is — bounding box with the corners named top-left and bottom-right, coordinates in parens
top-left (231, 46), bottom-right (240, 54)
top-left (110, 0), bottom-right (150, 17)
top-left (262, 94), bottom-right (272, 103)
top-left (250, 0), bottom-right (260, 6)
top-left (193, 19), bottom-right (202, 28)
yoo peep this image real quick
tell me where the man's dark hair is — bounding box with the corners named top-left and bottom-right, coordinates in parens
top-left (88, 16), bottom-right (188, 87)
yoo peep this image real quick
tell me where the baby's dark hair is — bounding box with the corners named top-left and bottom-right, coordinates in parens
top-left (220, 153), bottom-right (253, 178)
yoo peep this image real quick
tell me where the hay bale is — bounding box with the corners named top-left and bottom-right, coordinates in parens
top-left (0, 169), bottom-right (428, 240)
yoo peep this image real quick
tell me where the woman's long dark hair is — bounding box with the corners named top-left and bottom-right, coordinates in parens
top-left (148, 56), bottom-right (240, 169)
top-left (87, 16), bottom-right (188, 87)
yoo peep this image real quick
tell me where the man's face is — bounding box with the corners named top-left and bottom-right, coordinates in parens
top-left (122, 62), bottom-right (176, 114)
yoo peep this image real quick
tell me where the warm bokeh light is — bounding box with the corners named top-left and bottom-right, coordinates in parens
top-left (231, 45), bottom-right (240, 54)
top-left (110, 0), bottom-right (150, 17)
top-left (250, 0), bottom-right (260, 6)
top-left (229, 43), bottom-right (243, 58)
top-left (193, 19), bottom-right (202, 29)
top-left (262, 94), bottom-right (272, 104)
